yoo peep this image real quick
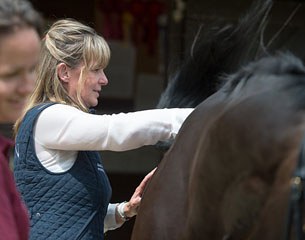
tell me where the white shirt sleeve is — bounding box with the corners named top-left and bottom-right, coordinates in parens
top-left (35, 104), bottom-right (193, 151)
top-left (104, 203), bottom-right (122, 232)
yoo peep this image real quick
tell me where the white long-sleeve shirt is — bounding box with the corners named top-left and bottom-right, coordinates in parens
top-left (33, 104), bottom-right (193, 231)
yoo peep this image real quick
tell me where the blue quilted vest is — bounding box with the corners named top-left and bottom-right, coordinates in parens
top-left (14, 103), bottom-right (112, 240)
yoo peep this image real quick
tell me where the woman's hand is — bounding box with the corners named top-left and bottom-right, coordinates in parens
top-left (115, 168), bottom-right (156, 223)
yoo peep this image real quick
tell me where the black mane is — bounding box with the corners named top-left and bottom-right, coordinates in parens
top-left (157, 0), bottom-right (273, 109)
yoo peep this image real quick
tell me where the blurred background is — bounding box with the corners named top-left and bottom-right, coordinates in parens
top-left (25, 0), bottom-right (305, 238)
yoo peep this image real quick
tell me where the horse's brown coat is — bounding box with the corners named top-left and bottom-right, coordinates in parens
top-left (132, 54), bottom-right (305, 240)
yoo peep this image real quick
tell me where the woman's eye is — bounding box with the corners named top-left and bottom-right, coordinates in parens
top-left (93, 68), bottom-right (103, 73)
top-left (0, 71), bottom-right (20, 81)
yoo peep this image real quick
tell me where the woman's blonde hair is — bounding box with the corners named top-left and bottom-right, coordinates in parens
top-left (14, 18), bottom-right (110, 134)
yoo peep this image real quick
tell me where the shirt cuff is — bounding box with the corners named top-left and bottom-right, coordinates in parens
top-left (104, 203), bottom-right (124, 232)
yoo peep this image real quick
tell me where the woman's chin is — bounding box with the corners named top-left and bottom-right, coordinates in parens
top-left (88, 100), bottom-right (98, 108)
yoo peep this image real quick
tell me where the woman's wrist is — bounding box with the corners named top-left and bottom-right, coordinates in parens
top-left (116, 201), bottom-right (130, 222)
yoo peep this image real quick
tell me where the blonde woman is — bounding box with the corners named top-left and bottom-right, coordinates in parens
top-left (13, 19), bottom-right (193, 239)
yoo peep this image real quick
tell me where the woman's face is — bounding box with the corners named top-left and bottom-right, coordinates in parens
top-left (66, 64), bottom-right (109, 108)
top-left (0, 28), bottom-right (41, 123)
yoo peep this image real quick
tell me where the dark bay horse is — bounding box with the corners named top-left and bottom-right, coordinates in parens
top-left (131, 0), bottom-right (305, 239)
top-left (132, 53), bottom-right (305, 240)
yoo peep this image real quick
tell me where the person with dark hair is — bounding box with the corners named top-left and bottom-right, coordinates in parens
top-left (0, 0), bottom-right (43, 238)
top-left (0, 0), bottom-right (43, 126)
top-left (13, 18), bottom-right (193, 239)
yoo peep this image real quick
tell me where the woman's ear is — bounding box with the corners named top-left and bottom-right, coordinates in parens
top-left (57, 63), bottom-right (70, 83)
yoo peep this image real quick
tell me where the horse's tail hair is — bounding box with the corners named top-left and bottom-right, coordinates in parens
top-left (157, 0), bottom-right (273, 109)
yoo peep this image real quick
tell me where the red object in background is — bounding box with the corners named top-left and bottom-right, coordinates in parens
top-left (98, 0), bottom-right (126, 40)
top-left (99, 0), bottom-right (166, 55)
top-left (145, 0), bottom-right (166, 54)
top-left (129, 0), bottom-right (166, 54)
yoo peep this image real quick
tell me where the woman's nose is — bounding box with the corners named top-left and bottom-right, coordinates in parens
top-left (100, 71), bottom-right (108, 86)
